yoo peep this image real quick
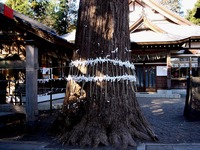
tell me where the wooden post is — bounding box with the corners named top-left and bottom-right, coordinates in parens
top-left (198, 57), bottom-right (200, 76)
top-left (50, 67), bottom-right (52, 115)
top-left (167, 50), bottom-right (171, 89)
top-left (143, 63), bottom-right (146, 92)
top-left (189, 57), bottom-right (192, 77)
top-left (25, 42), bottom-right (38, 126)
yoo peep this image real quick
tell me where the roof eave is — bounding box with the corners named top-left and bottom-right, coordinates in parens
top-left (132, 38), bottom-right (189, 45)
top-left (0, 3), bottom-right (75, 50)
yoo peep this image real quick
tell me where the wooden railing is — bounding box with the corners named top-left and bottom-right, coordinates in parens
top-left (1, 78), bottom-right (67, 105)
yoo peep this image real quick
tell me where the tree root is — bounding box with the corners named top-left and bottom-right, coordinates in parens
top-left (57, 112), bottom-right (157, 149)
top-left (55, 83), bottom-right (158, 148)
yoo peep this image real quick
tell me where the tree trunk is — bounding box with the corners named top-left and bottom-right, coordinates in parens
top-left (55, 0), bottom-right (157, 148)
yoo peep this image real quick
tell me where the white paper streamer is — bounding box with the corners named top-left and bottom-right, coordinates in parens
top-left (70, 58), bottom-right (135, 70)
top-left (38, 58), bottom-right (136, 83)
top-left (125, 47), bottom-right (132, 52)
top-left (38, 78), bottom-right (63, 83)
top-left (66, 74), bottom-right (136, 82)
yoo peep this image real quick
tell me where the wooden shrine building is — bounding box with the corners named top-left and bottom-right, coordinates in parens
top-left (129, 0), bottom-right (200, 94)
top-left (58, 0), bottom-right (200, 95)
top-left (0, 3), bottom-right (74, 124)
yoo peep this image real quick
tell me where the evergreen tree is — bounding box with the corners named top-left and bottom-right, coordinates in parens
top-left (53, 0), bottom-right (78, 35)
top-left (159, 0), bottom-right (183, 15)
top-left (185, 0), bottom-right (200, 25)
top-left (5, 0), bottom-right (31, 15)
top-left (67, 0), bottom-right (78, 32)
top-left (30, 0), bottom-right (49, 21)
top-left (5, 0), bottom-right (78, 35)
top-left (30, 0), bottom-right (56, 29)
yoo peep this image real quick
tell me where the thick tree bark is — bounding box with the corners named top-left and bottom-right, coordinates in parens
top-left (55, 0), bottom-right (157, 148)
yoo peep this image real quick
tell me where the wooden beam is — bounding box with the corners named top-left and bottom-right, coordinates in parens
top-left (198, 58), bottom-right (200, 76)
top-left (143, 17), bottom-right (166, 33)
top-left (144, 0), bottom-right (193, 25)
top-left (0, 3), bottom-right (75, 50)
top-left (0, 60), bottom-right (25, 68)
top-left (129, 15), bottom-right (166, 33)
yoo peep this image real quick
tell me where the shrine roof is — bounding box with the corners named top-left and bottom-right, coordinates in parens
top-left (0, 3), bottom-right (75, 50)
top-left (129, 0), bottom-right (200, 45)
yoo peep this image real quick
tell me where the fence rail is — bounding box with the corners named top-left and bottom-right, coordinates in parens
top-left (0, 78), bottom-right (67, 105)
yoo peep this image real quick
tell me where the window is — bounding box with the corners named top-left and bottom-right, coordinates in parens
top-left (171, 57), bottom-right (198, 78)
top-left (171, 57), bottom-right (198, 88)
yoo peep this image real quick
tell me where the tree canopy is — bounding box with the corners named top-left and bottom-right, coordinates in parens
top-left (5, 0), bottom-right (78, 35)
top-left (185, 0), bottom-right (200, 25)
top-left (158, 0), bottom-right (183, 15)
top-left (5, 0), bottom-right (30, 15)
top-left (53, 0), bottom-right (78, 35)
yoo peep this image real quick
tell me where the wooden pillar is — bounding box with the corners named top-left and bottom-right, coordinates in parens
top-left (167, 50), bottom-right (171, 89)
top-left (198, 57), bottom-right (200, 76)
top-left (189, 57), bottom-right (192, 77)
top-left (25, 43), bottom-right (38, 125)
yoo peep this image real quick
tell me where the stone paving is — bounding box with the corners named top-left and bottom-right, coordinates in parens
top-left (137, 143), bottom-right (200, 150)
top-left (137, 96), bottom-right (200, 144)
top-left (137, 96), bottom-right (200, 150)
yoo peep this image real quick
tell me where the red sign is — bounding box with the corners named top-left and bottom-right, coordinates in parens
top-left (4, 5), bottom-right (13, 19)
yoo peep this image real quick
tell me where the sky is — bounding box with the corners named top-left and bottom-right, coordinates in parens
top-left (181, 0), bottom-right (197, 15)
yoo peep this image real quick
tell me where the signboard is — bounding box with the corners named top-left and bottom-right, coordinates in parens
top-left (156, 66), bottom-right (167, 76)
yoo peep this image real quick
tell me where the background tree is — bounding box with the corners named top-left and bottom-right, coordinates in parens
top-left (30, 0), bottom-right (54, 26)
top-left (5, 0), bottom-right (78, 35)
top-left (185, 0), bottom-right (200, 25)
top-left (53, 0), bottom-right (78, 35)
top-left (158, 0), bottom-right (183, 15)
top-left (5, 0), bottom-right (30, 15)
top-left (54, 0), bottom-right (157, 148)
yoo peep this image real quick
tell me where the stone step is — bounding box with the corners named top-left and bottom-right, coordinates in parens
top-left (0, 104), bottom-right (26, 137)
top-left (136, 92), bottom-right (181, 98)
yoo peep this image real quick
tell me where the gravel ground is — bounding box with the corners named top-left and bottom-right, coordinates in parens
top-left (25, 96), bottom-right (200, 146)
top-left (137, 96), bottom-right (200, 144)
top-left (2, 96), bottom-right (200, 149)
